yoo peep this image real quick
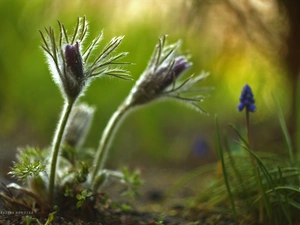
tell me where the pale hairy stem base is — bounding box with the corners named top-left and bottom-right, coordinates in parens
top-left (49, 100), bottom-right (75, 203)
top-left (91, 102), bottom-right (131, 186)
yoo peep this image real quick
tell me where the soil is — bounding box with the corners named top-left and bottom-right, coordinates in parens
top-left (0, 168), bottom-right (239, 225)
top-left (0, 185), bottom-right (238, 225)
top-left (0, 205), bottom-right (238, 225)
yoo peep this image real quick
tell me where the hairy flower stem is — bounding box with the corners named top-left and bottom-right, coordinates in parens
top-left (49, 100), bottom-right (75, 203)
top-left (91, 102), bottom-right (131, 186)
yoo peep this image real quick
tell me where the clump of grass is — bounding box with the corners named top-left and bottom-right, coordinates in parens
top-left (189, 85), bottom-right (300, 224)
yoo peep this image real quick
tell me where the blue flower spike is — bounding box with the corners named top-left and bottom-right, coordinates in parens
top-left (237, 84), bottom-right (256, 112)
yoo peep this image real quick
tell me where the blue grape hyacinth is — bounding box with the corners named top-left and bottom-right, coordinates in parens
top-left (237, 84), bottom-right (256, 112)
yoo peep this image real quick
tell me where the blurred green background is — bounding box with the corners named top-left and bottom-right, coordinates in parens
top-left (0, 0), bottom-right (295, 174)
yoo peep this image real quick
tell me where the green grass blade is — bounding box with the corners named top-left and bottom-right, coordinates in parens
top-left (285, 197), bottom-right (300, 210)
top-left (229, 124), bottom-right (292, 223)
top-left (277, 166), bottom-right (292, 225)
top-left (242, 146), bottom-right (292, 223)
top-left (215, 116), bottom-right (236, 217)
top-left (224, 135), bottom-right (250, 200)
top-left (273, 95), bottom-right (294, 165)
top-left (254, 167), bottom-right (272, 220)
top-left (265, 185), bottom-right (300, 194)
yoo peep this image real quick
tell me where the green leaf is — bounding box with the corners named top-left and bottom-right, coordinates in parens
top-left (75, 162), bottom-right (89, 183)
top-left (76, 189), bottom-right (92, 208)
top-left (76, 200), bottom-right (83, 208)
top-left (121, 167), bottom-right (143, 198)
top-left (9, 157), bottom-right (46, 181)
top-left (44, 206), bottom-right (59, 225)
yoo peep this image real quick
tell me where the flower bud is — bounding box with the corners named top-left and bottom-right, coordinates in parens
top-left (237, 84), bottom-right (256, 112)
top-left (156, 56), bottom-right (191, 91)
top-left (60, 42), bottom-right (86, 100)
top-left (127, 38), bottom-right (191, 106)
top-left (40, 17), bottom-right (130, 102)
top-left (65, 42), bottom-right (84, 80)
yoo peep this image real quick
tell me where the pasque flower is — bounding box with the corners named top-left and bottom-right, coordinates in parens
top-left (39, 17), bottom-right (131, 203)
top-left (40, 16), bottom-right (131, 101)
top-left (90, 36), bottom-right (210, 186)
top-left (125, 35), bottom-right (209, 112)
top-left (237, 84), bottom-right (256, 112)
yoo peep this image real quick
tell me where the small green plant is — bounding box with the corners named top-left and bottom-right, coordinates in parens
top-left (25, 206), bottom-right (58, 225)
top-left (2, 16), bottom-right (209, 222)
top-left (185, 84), bottom-right (300, 224)
top-left (10, 151), bottom-right (46, 182)
top-left (26, 216), bottom-right (43, 225)
top-left (76, 189), bottom-right (93, 208)
top-left (119, 203), bottom-right (133, 212)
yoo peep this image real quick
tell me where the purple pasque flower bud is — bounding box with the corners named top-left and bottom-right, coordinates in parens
top-left (126, 37), bottom-right (192, 106)
top-left (157, 56), bottom-right (191, 91)
top-left (173, 57), bottom-right (192, 77)
top-left (40, 17), bottom-right (130, 102)
top-left (65, 42), bottom-right (84, 80)
top-left (62, 42), bottom-right (85, 100)
top-left (237, 84), bottom-right (256, 112)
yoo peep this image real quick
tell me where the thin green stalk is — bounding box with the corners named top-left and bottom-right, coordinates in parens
top-left (49, 100), bottom-right (75, 203)
top-left (254, 167), bottom-right (272, 221)
top-left (236, 136), bottom-right (290, 223)
top-left (296, 75), bottom-right (300, 158)
top-left (215, 116), bottom-right (236, 217)
top-left (278, 166), bottom-right (292, 225)
top-left (91, 102), bottom-right (131, 186)
top-left (245, 109), bottom-right (264, 222)
top-left (273, 95), bottom-right (294, 165)
top-left (245, 110), bottom-right (255, 167)
top-left (224, 135), bottom-right (249, 200)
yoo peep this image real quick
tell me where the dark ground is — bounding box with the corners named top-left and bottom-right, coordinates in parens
top-left (0, 167), bottom-right (239, 225)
